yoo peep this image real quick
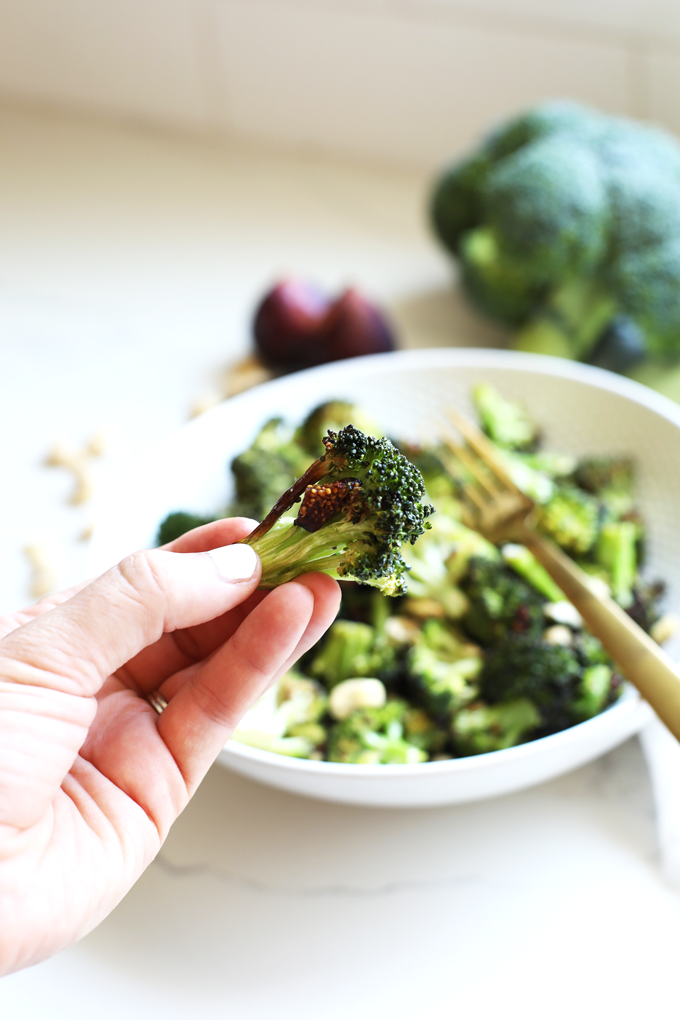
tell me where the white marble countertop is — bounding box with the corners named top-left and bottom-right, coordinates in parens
top-left (1, 106), bottom-right (679, 1020)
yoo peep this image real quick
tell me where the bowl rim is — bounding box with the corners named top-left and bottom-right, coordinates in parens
top-left (213, 346), bottom-right (680, 434)
top-left (213, 346), bottom-right (676, 778)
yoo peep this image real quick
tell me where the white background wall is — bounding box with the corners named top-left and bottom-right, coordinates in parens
top-left (1, 0), bottom-right (680, 167)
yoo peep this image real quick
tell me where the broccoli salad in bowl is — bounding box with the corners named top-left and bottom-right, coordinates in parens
top-left (158, 385), bottom-right (674, 766)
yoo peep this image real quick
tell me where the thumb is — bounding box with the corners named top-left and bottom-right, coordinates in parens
top-left (0, 542), bottom-right (261, 697)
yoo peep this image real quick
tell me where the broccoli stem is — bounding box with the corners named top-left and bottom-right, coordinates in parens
top-left (513, 278), bottom-right (617, 361)
top-left (244, 516), bottom-right (362, 587)
top-left (501, 543), bottom-right (564, 601)
top-left (596, 521), bottom-right (637, 607)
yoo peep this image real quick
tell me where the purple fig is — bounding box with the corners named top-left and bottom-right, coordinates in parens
top-left (253, 279), bottom-right (395, 370)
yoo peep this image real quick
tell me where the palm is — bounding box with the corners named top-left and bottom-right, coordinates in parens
top-left (0, 520), bottom-right (340, 974)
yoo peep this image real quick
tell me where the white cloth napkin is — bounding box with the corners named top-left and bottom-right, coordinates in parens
top-left (639, 716), bottom-right (680, 885)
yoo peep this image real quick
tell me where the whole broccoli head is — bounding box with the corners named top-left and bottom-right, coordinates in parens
top-left (243, 424), bottom-right (434, 596)
top-left (431, 100), bottom-right (680, 372)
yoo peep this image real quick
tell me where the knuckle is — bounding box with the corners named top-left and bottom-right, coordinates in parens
top-left (114, 550), bottom-right (168, 614)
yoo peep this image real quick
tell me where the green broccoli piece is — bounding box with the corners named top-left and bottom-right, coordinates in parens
top-left (480, 633), bottom-right (582, 732)
top-left (571, 664), bottom-right (614, 722)
top-left (295, 400), bottom-right (380, 456)
top-left (327, 700), bottom-right (428, 764)
top-left (398, 443), bottom-right (462, 517)
top-left (501, 543), bottom-right (564, 602)
top-left (242, 425), bottom-right (433, 596)
top-left (536, 485), bottom-right (600, 556)
top-left (230, 417), bottom-right (310, 521)
top-left (458, 227), bottom-right (543, 324)
top-left (574, 455), bottom-right (635, 518)
top-left (406, 619), bottom-right (482, 717)
top-left (595, 521), bottom-right (637, 607)
top-left (308, 618), bottom-right (396, 689)
top-left (431, 100), bottom-right (680, 376)
top-left (459, 554), bottom-right (546, 644)
top-left (472, 383), bottom-right (539, 451)
top-left (403, 706), bottom-right (448, 754)
top-left (483, 135), bottom-right (609, 285)
top-left (400, 512), bottom-right (478, 619)
top-left (452, 698), bottom-right (541, 755)
top-left (231, 669), bottom-right (328, 758)
top-left (430, 150), bottom-right (493, 255)
top-left (156, 510), bottom-right (218, 545)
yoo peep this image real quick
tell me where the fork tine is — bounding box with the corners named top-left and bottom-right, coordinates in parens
top-left (445, 407), bottom-right (523, 496)
top-left (443, 438), bottom-right (502, 500)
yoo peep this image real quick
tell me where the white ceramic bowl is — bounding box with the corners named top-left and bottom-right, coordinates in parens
top-left (89, 348), bottom-right (680, 807)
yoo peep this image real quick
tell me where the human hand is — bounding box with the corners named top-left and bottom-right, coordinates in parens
top-left (0, 518), bottom-right (340, 975)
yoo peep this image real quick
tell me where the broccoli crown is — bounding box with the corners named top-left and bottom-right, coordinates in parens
top-left (460, 555), bottom-right (545, 644)
top-left (431, 100), bottom-right (680, 364)
top-left (245, 425), bottom-right (434, 596)
top-left (483, 135), bottom-right (608, 283)
top-left (156, 510), bottom-right (217, 545)
top-left (480, 633), bottom-right (583, 731)
top-left (327, 699), bottom-right (428, 764)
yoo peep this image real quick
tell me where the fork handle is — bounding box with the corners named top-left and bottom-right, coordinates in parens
top-left (520, 527), bottom-right (680, 742)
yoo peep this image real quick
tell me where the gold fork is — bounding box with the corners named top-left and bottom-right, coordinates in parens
top-left (443, 407), bottom-right (680, 743)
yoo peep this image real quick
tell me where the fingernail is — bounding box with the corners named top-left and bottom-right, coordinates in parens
top-left (208, 543), bottom-right (259, 582)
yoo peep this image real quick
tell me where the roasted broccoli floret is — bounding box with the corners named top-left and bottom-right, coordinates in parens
top-left (403, 706), bottom-right (448, 754)
top-left (405, 619), bottom-right (482, 717)
top-left (536, 485), bottom-right (600, 556)
top-left (431, 100), bottom-right (680, 376)
top-left (231, 669), bottom-right (328, 758)
top-left (327, 700), bottom-right (428, 764)
top-left (242, 425), bottom-right (433, 595)
top-left (230, 417), bottom-right (310, 521)
top-left (156, 510), bottom-right (218, 545)
top-left (473, 382), bottom-right (540, 451)
top-left (480, 633), bottom-right (582, 731)
top-left (571, 664), bottom-right (614, 722)
top-left (574, 455), bottom-right (635, 518)
top-left (452, 698), bottom-right (541, 755)
top-left (295, 400), bottom-right (380, 456)
top-left (399, 442), bottom-right (462, 517)
top-left (309, 618), bottom-right (396, 688)
top-left (400, 512), bottom-right (476, 619)
top-left (460, 554), bottom-right (545, 644)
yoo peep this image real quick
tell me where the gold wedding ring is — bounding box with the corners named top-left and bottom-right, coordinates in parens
top-left (147, 689), bottom-right (168, 715)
